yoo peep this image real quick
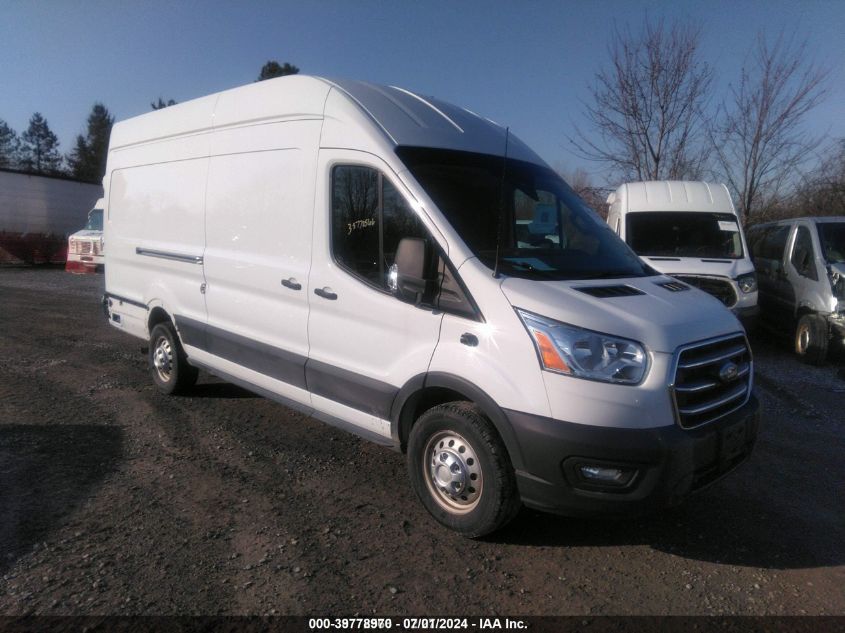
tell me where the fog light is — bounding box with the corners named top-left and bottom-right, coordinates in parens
top-left (579, 464), bottom-right (636, 486)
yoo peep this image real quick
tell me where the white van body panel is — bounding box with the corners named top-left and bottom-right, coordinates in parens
top-left (106, 151), bottom-right (209, 341)
top-left (428, 257), bottom-right (552, 418)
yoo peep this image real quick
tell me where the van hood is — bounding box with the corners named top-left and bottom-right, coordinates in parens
top-left (641, 256), bottom-right (752, 279)
top-left (500, 275), bottom-right (742, 354)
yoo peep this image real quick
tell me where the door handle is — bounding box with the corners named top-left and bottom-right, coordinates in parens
top-left (314, 287), bottom-right (338, 300)
top-left (281, 278), bottom-right (302, 291)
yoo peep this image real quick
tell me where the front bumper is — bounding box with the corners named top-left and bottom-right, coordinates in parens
top-left (66, 254), bottom-right (104, 274)
top-left (506, 394), bottom-right (760, 516)
top-left (733, 304), bottom-right (759, 326)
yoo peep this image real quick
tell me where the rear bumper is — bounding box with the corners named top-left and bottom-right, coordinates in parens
top-left (506, 394), bottom-right (760, 516)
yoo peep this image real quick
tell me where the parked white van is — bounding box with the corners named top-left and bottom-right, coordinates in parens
top-left (103, 76), bottom-right (759, 536)
top-left (606, 182), bottom-right (759, 328)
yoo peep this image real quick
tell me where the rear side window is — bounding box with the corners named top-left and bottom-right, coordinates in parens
top-left (331, 165), bottom-right (427, 291)
top-left (791, 225), bottom-right (818, 280)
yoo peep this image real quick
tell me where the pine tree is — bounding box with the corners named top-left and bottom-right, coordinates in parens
top-left (151, 97), bottom-right (177, 110)
top-left (0, 119), bottom-right (19, 168)
top-left (19, 113), bottom-right (62, 174)
top-left (257, 61), bottom-right (299, 81)
top-left (68, 103), bottom-right (114, 182)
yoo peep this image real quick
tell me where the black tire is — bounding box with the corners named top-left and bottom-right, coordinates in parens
top-left (148, 322), bottom-right (198, 394)
top-left (407, 401), bottom-right (521, 538)
top-left (794, 314), bottom-right (829, 366)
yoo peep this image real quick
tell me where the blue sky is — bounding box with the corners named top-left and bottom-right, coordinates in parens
top-left (2, 0), bottom-right (843, 185)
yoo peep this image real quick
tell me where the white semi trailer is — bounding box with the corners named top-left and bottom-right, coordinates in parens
top-left (0, 168), bottom-right (102, 264)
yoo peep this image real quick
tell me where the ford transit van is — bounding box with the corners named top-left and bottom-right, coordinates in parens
top-left (103, 76), bottom-right (759, 536)
top-left (747, 216), bottom-right (845, 364)
top-left (607, 182), bottom-right (759, 329)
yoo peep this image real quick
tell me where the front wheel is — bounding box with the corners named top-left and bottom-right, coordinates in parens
top-left (795, 314), bottom-right (829, 366)
top-left (149, 322), bottom-right (198, 394)
top-left (407, 402), bottom-right (520, 537)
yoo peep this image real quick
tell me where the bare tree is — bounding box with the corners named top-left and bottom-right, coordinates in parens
top-left (710, 32), bottom-right (828, 222)
top-left (791, 139), bottom-right (845, 217)
top-left (570, 17), bottom-right (713, 183)
top-left (556, 164), bottom-right (611, 218)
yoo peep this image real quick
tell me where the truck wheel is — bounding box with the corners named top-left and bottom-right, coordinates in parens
top-left (407, 402), bottom-right (520, 538)
top-left (149, 322), bottom-right (198, 394)
top-left (795, 314), bottom-right (828, 365)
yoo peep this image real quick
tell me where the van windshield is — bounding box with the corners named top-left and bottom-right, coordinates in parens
top-left (395, 147), bottom-right (651, 281)
top-left (626, 212), bottom-right (743, 259)
top-left (817, 222), bottom-right (845, 264)
top-left (85, 209), bottom-right (104, 231)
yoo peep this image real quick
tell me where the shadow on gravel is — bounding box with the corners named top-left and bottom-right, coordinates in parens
top-left (0, 424), bottom-right (123, 574)
top-left (491, 475), bottom-right (843, 571)
top-left (188, 382), bottom-right (259, 399)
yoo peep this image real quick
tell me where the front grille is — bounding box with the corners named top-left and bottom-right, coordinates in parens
top-left (672, 275), bottom-right (737, 307)
top-left (672, 333), bottom-right (752, 429)
top-left (92, 241), bottom-right (101, 255)
top-left (80, 241), bottom-right (92, 255)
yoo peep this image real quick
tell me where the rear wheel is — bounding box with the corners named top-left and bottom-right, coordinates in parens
top-left (795, 314), bottom-right (829, 365)
top-left (407, 402), bottom-right (520, 538)
top-left (149, 322), bottom-right (198, 394)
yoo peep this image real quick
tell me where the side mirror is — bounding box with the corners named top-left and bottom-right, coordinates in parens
top-left (389, 237), bottom-right (436, 304)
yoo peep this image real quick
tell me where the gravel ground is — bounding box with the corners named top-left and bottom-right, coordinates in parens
top-left (0, 268), bottom-right (843, 616)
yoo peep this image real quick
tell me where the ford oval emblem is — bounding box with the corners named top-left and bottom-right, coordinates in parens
top-left (719, 361), bottom-right (739, 383)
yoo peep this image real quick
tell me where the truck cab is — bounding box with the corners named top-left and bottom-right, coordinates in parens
top-left (66, 198), bottom-right (104, 273)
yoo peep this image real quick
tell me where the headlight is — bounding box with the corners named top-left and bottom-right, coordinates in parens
top-left (516, 309), bottom-right (648, 384)
top-left (737, 272), bottom-right (757, 294)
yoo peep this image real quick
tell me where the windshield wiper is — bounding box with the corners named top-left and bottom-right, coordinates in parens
top-left (502, 260), bottom-right (558, 278)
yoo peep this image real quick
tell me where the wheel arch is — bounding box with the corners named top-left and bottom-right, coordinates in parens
top-left (390, 372), bottom-right (526, 471)
top-left (147, 305), bottom-right (173, 334)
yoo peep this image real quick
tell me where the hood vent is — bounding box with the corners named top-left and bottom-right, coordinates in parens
top-left (575, 285), bottom-right (646, 298)
top-left (655, 280), bottom-right (690, 292)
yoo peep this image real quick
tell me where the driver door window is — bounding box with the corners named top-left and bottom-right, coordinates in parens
top-left (331, 165), bottom-right (428, 291)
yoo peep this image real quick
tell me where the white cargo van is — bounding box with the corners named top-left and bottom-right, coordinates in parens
top-left (607, 182), bottom-right (759, 328)
top-left (103, 76), bottom-right (759, 536)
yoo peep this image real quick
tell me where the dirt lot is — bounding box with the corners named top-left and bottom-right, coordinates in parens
top-left (0, 268), bottom-right (843, 616)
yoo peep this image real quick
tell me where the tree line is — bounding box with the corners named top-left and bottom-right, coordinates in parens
top-left (570, 18), bottom-right (842, 224)
top-left (0, 60), bottom-right (299, 185)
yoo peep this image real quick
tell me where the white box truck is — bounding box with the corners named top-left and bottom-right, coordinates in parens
top-left (606, 181), bottom-right (759, 329)
top-left (103, 76), bottom-right (759, 536)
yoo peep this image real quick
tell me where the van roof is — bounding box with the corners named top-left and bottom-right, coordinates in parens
top-left (749, 216), bottom-right (845, 229)
top-left (108, 75), bottom-right (545, 166)
top-left (610, 181), bottom-right (735, 214)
